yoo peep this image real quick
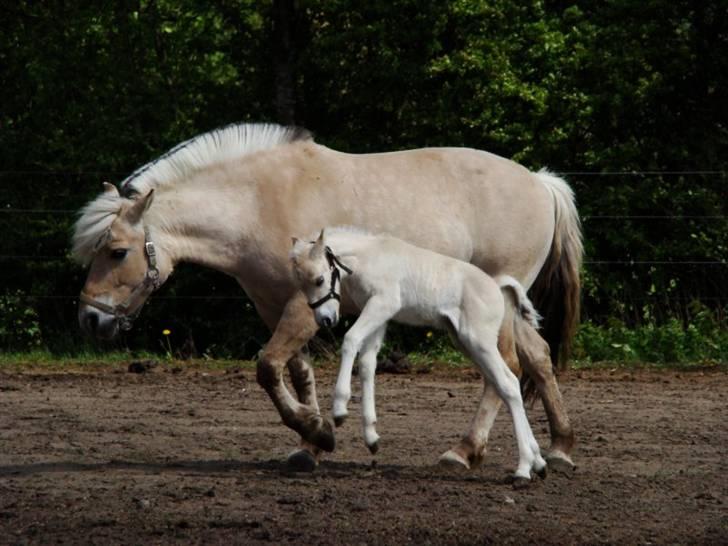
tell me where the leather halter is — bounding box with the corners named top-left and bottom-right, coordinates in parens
top-left (79, 226), bottom-right (162, 331)
top-left (308, 246), bottom-right (353, 310)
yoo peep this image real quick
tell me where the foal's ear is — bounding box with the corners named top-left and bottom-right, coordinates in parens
top-left (310, 229), bottom-right (326, 258)
top-left (125, 189), bottom-right (155, 224)
top-left (291, 237), bottom-right (299, 247)
top-left (102, 181), bottom-right (119, 197)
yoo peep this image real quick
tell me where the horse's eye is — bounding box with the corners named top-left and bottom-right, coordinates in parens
top-left (315, 276), bottom-right (325, 287)
top-left (110, 249), bottom-right (128, 260)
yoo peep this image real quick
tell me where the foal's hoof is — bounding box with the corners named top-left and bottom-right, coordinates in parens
top-left (333, 415), bottom-right (347, 428)
top-left (511, 477), bottom-right (532, 490)
top-left (286, 449), bottom-right (318, 472)
top-left (367, 440), bottom-right (379, 455)
top-left (535, 465), bottom-right (548, 480)
top-left (437, 450), bottom-right (470, 470)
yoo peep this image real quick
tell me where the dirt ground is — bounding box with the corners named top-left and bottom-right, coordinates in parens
top-left (0, 363), bottom-right (726, 545)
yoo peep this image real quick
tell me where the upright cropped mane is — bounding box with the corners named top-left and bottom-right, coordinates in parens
top-left (121, 123), bottom-right (312, 195)
top-left (72, 123), bottom-right (312, 264)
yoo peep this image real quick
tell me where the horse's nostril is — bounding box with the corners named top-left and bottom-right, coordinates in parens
top-left (322, 317), bottom-right (332, 328)
top-left (85, 311), bottom-right (99, 334)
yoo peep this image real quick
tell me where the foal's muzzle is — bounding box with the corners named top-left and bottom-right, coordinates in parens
top-left (314, 308), bottom-right (339, 329)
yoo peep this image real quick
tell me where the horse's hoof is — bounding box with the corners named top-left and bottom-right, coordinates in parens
top-left (333, 415), bottom-right (347, 428)
top-left (535, 465), bottom-right (547, 480)
top-left (437, 450), bottom-right (470, 470)
top-left (509, 476), bottom-right (532, 490)
top-left (367, 440), bottom-right (379, 455)
top-left (545, 452), bottom-right (576, 476)
top-left (285, 449), bottom-right (317, 472)
top-left (304, 417), bottom-right (336, 453)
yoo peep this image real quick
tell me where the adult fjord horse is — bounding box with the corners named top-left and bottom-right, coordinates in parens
top-left (73, 123), bottom-right (582, 472)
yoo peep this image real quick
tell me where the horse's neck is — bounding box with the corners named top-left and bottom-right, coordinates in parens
top-left (147, 179), bottom-right (256, 276)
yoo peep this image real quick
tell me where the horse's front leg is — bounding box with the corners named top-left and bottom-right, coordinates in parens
top-left (285, 351), bottom-right (326, 470)
top-left (256, 293), bottom-right (335, 453)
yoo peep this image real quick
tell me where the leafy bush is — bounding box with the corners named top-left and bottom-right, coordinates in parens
top-left (573, 303), bottom-right (727, 364)
top-left (0, 292), bottom-right (43, 350)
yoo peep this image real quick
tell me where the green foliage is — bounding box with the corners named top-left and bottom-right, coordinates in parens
top-left (0, 1), bottom-right (726, 359)
top-left (574, 304), bottom-right (728, 364)
top-left (0, 292), bottom-right (42, 350)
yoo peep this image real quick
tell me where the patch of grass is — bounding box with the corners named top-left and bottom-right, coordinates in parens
top-left (0, 349), bottom-right (257, 371)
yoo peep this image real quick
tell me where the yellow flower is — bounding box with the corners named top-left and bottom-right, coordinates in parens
top-left (162, 329), bottom-right (171, 336)
top-left (426, 331), bottom-right (433, 338)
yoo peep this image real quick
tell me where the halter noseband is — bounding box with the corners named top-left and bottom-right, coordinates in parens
top-left (308, 246), bottom-right (352, 310)
top-left (79, 226), bottom-right (162, 331)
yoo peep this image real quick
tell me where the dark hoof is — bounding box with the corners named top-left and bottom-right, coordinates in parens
top-left (333, 415), bottom-right (347, 428)
top-left (307, 418), bottom-right (336, 453)
top-left (546, 455), bottom-right (576, 477)
top-left (367, 441), bottom-right (379, 455)
top-left (511, 477), bottom-right (532, 490)
top-left (286, 450), bottom-right (317, 472)
top-left (535, 465), bottom-right (547, 480)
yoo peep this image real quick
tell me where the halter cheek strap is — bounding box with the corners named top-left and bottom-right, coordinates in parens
top-left (79, 226), bottom-right (163, 331)
top-left (308, 246), bottom-right (352, 310)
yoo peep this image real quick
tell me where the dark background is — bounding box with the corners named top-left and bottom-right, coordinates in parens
top-left (1, 1), bottom-right (726, 356)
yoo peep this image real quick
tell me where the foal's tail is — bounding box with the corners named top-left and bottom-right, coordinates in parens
top-left (529, 169), bottom-right (583, 370)
top-left (496, 276), bottom-right (541, 329)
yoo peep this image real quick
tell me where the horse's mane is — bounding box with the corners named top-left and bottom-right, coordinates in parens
top-left (72, 123), bottom-right (312, 264)
top-left (121, 123), bottom-right (312, 196)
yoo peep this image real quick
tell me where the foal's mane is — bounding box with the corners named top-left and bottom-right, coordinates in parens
top-left (73, 123), bottom-right (312, 264)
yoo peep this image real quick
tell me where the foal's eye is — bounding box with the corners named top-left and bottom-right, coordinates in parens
top-left (110, 249), bottom-right (128, 260)
top-left (315, 276), bottom-right (325, 287)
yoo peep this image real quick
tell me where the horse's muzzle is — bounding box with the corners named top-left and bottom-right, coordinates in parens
top-left (79, 305), bottom-right (119, 340)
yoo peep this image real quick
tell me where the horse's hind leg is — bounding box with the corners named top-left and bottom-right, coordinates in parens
top-left (255, 292), bottom-right (335, 456)
top-left (515, 319), bottom-right (575, 472)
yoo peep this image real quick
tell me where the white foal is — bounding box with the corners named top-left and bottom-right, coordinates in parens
top-left (291, 228), bottom-right (547, 482)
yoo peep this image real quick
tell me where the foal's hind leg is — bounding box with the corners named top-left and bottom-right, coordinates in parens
top-left (515, 319), bottom-right (575, 472)
top-left (439, 308), bottom-right (519, 469)
top-left (465, 336), bottom-right (546, 480)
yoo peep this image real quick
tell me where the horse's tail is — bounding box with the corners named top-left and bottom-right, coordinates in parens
top-left (496, 275), bottom-right (542, 329)
top-left (529, 168), bottom-right (583, 370)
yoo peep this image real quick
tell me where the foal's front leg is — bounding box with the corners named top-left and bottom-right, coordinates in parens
top-left (357, 325), bottom-right (388, 453)
top-left (333, 296), bottom-right (397, 433)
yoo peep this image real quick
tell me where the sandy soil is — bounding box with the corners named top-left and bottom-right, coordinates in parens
top-left (0, 364), bottom-right (726, 545)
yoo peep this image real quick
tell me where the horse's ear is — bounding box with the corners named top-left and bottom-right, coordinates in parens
top-left (125, 189), bottom-right (154, 224)
top-left (102, 182), bottom-right (119, 196)
top-left (310, 229), bottom-right (326, 258)
top-left (291, 237), bottom-right (299, 247)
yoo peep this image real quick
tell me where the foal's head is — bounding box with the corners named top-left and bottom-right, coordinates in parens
top-left (290, 230), bottom-right (344, 328)
top-left (73, 183), bottom-right (165, 339)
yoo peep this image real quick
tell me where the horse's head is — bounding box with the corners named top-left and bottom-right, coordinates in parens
top-left (290, 229), bottom-right (348, 329)
top-left (73, 183), bottom-right (167, 339)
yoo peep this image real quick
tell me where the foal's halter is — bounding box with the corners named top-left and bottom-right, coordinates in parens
top-left (308, 246), bottom-right (353, 310)
top-left (79, 226), bottom-right (162, 331)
